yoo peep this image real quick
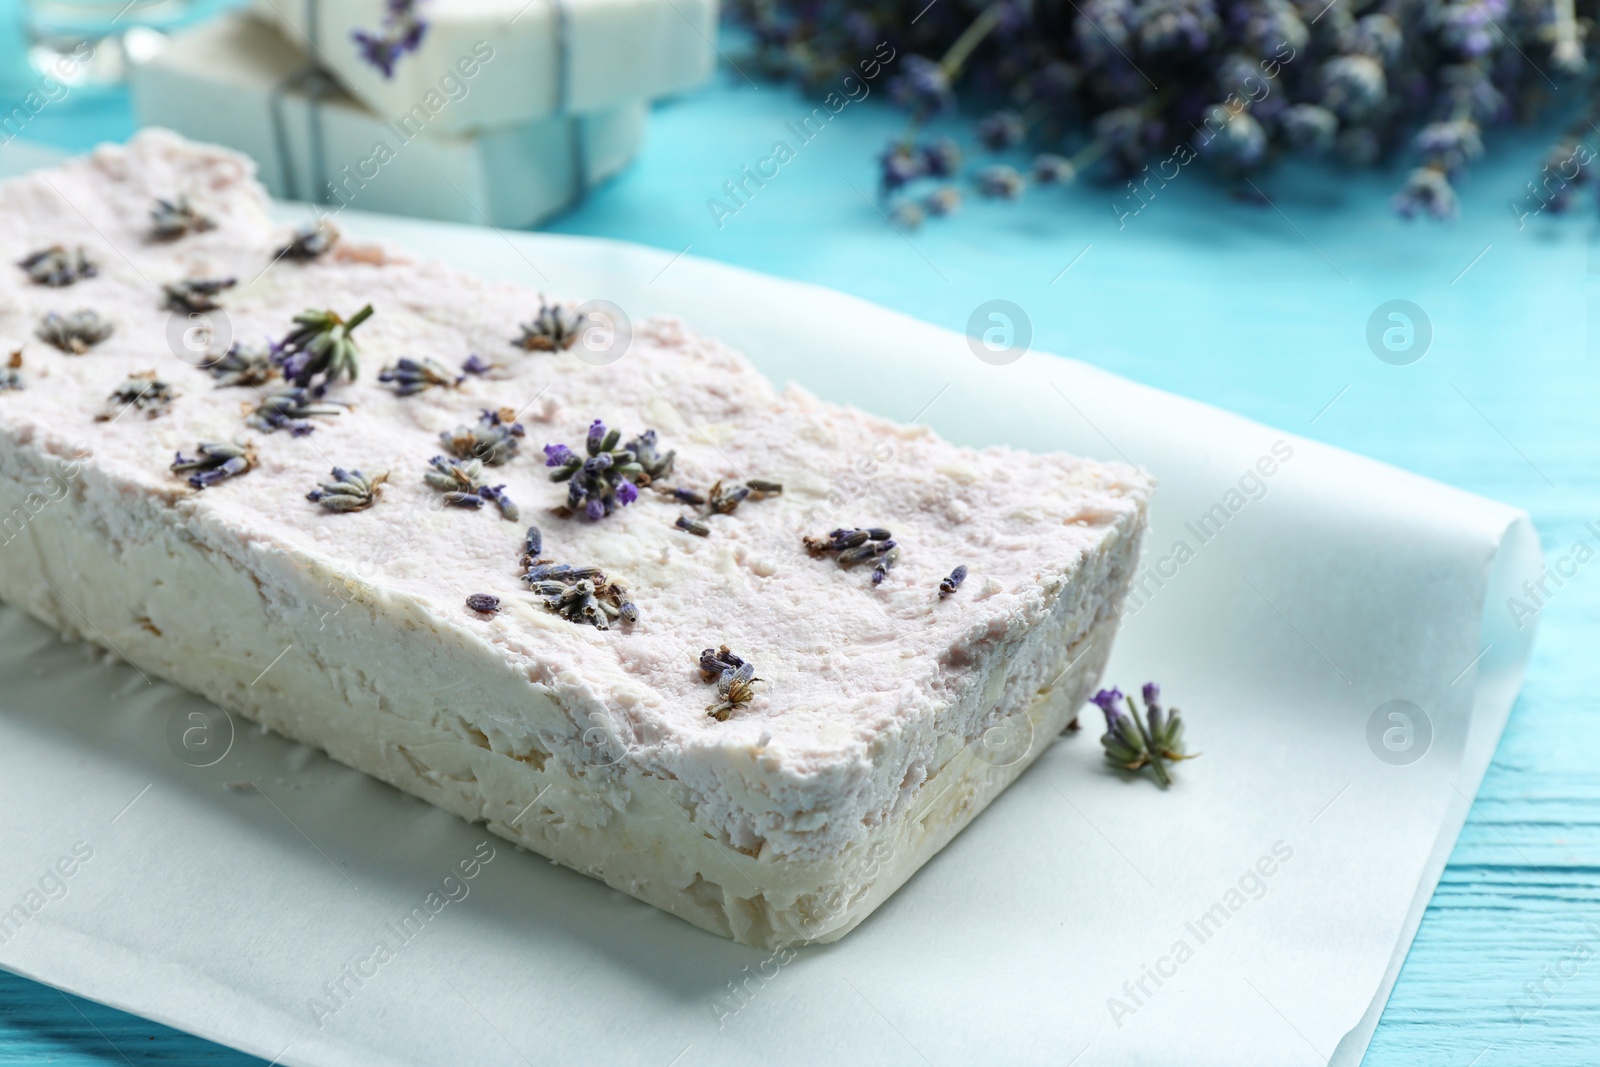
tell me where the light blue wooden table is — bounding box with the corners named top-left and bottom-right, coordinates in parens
top-left (1, 11), bottom-right (1596, 1065)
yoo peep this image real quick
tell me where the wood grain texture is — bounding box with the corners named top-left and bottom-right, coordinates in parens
top-left (0, 30), bottom-right (1595, 1067)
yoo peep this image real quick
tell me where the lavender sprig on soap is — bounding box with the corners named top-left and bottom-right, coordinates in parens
top-left (276, 223), bottom-right (337, 261)
top-left (516, 298), bottom-right (585, 352)
top-left (274, 305), bottom-right (374, 388)
top-left (545, 420), bottom-right (662, 521)
top-left (19, 246), bottom-right (95, 287)
top-left (246, 388), bottom-right (344, 436)
top-left (209, 342), bottom-right (279, 388)
top-left (163, 277), bottom-right (236, 313)
top-left (308, 468), bottom-right (388, 512)
top-left (700, 646), bottom-right (758, 721)
top-left (424, 455), bottom-right (518, 520)
top-left (664, 474), bottom-right (780, 538)
top-left (37, 309), bottom-right (111, 354)
top-left (172, 442), bottom-right (254, 490)
top-left (1094, 683), bottom-right (1196, 788)
top-left (804, 527), bottom-right (899, 586)
top-left (519, 525), bottom-right (637, 628)
top-left (97, 372), bottom-right (177, 421)
top-left (379, 357), bottom-right (462, 396)
top-left (149, 196), bottom-right (212, 241)
top-left (441, 409), bottom-right (524, 465)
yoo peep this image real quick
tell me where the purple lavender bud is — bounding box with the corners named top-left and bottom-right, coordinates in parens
top-left (1091, 688), bottom-right (1124, 718)
top-left (544, 443), bottom-right (576, 467)
top-left (615, 479), bottom-right (638, 505)
top-left (888, 55), bottom-right (953, 117)
top-left (462, 354), bottom-right (492, 376)
top-left (1142, 682), bottom-right (1161, 708)
top-left (976, 110), bottom-right (1026, 151)
top-left (975, 165), bottom-right (1025, 200)
top-left (465, 593), bottom-right (500, 614)
top-left (880, 144), bottom-right (925, 192)
top-left (920, 137), bottom-right (963, 178)
top-left (1392, 167), bottom-right (1458, 220)
top-left (585, 497), bottom-right (605, 521)
top-left (586, 420), bottom-right (606, 454)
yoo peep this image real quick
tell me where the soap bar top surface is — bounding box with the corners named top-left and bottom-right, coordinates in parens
top-left (0, 132), bottom-right (1150, 854)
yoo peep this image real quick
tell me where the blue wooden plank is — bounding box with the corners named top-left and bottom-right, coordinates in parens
top-left (0, 21), bottom-right (1595, 1067)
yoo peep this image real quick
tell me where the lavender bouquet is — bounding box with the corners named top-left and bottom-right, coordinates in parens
top-left (728, 0), bottom-right (1593, 222)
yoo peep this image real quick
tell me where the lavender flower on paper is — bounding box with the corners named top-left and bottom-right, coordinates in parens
top-left (1094, 683), bottom-right (1196, 788)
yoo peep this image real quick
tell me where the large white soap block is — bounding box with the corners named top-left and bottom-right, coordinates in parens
top-left (131, 12), bottom-right (646, 228)
top-left (250, 0), bottom-right (716, 136)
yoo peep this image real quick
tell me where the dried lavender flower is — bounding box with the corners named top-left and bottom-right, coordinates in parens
top-left (676, 515), bottom-right (710, 536)
top-left (150, 196), bottom-right (213, 241)
top-left (478, 483), bottom-right (520, 521)
top-left (352, 0), bottom-right (428, 77)
top-left (246, 388), bottom-right (344, 435)
top-left (623, 429), bottom-right (675, 482)
top-left (924, 186), bottom-right (962, 217)
top-left (461, 353), bottom-right (496, 376)
top-left (465, 593), bottom-right (500, 614)
top-left (274, 305), bottom-right (374, 388)
top-left (545, 419), bottom-right (649, 521)
top-left (423, 455), bottom-right (518, 520)
top-left (706, 660), bottom-right (758, 721)
top-left (1094, 684), bottom-right (1196, 788)
top-left (707, 481), bottom-right (750, 515)
top-left (730, 0), bottom-right (1579, 221)
top-left (938, 564), bottom-right (968, 598)
top-left (97, 371), bottom-right (177, 421)
top-left (379, 357), bottom-right (463, 396)
top-left (515, 298), bottom-right (585, 352)
top-left (1031, 154), bottom-right (1076, 185)
top-left (806, 526), bottom-right (898, 586)
top-left (975, 165), bottom-right (1025, 200)
top-left (872, 546), bottom-right (901, 586)
top-left (307, 467), bottom-right (388, 511)
top-left (922, 137), bottom-right (963, 177)
top-left (1392, 166), bottom-right (1458, 221)
top-left (209, 342), bottom-right (280, 388)
top-left (699, 645), bottom-right (745, 679)
top-left (37, 309), bottom-right (112, 354)
top-left (976, 110), bottom-right (1025, 151)
top-left (172, 442), bottom-right (254, 489)
top-left (522, 559), bottom-right (636, 629)
top-left (276, 223), bottom-right (338, 261)
top-left (19, 246), bottom-right (95, 287)
top-left (442, 408), bottom-right (524, 465)
top-left (163, 277), bottom-right (236, 313)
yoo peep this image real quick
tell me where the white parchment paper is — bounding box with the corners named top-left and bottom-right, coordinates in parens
top-left (0, 205), bottom-right (1542, 1067)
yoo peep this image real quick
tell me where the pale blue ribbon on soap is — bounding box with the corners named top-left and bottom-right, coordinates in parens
top-left (266, 0), bottom-right (591, 210)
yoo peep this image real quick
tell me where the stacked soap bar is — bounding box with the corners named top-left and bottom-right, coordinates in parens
top-left (250, 0), bottom-right (717, 135)
top-left (130, 1), bottom-right (714, 226)
top-left (0, 132), bottom-right (1151, 947)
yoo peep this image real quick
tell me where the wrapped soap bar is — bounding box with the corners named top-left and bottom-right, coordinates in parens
top-left (251, 0), bottom-right (715, 136)
top-left (130, 13), bottom-right (645, 228)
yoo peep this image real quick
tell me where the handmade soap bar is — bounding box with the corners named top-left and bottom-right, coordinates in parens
top-left (130, 13), bottom-right (645, 228)
top-left (0, 132), bottom-right (1151, 947)
top-left (250, 0), bottom-right (716, 136)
